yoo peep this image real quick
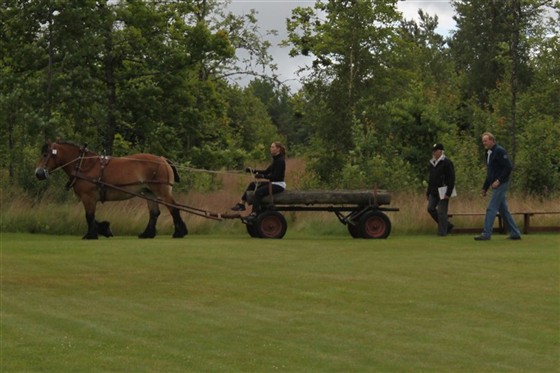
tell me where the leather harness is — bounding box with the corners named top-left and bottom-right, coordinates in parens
top-left (66, 147), bottom-right (171, 203)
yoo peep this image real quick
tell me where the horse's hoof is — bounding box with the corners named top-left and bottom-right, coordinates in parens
top-left (97, 221), bottom-right (113, 238)
top-left (172, 228), bottom-right (188, 238)
top-left (82, 234), bottom-right (99, 240)
top-left (173, 223), bottom-right (188, 238)
top-left (138, 233), bottom-right (155, 239)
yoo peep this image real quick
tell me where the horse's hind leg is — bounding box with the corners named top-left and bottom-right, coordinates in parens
top-left (170, 207), bottom-right (188, 238)
top-left (139, 200), bottom-right (159, 239)
top-left (158, 187), bottom-right (187, 238)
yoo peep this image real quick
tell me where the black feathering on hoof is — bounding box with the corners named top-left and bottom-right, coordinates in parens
top-left (96, 221), bottom-right (113, 238)
top-left (138, 229), bottom-right (156, 239)
top-left (172, 221), bottom-right (188, 238)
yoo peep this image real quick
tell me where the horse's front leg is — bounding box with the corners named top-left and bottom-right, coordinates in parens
top-left (81, 197), bottom-right (99, 239)
top-left (96, 221), bottom-right (113, 237)
top-left (139, 200), bottom-right (159, 239)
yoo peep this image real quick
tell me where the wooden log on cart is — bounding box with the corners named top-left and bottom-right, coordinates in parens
top-left (247, 189), bottom-right (392, 206)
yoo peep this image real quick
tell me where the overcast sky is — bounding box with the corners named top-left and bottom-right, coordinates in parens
top-left (226, 0), bottom-right (456, 89)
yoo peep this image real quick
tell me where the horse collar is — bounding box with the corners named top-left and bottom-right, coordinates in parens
top-left (66, 147), bottom-right (88, 190)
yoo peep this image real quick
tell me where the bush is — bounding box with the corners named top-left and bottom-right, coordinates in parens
top-left (340, 154), bottom-right (419, 191)
top-left (515, 117), bottom-right (560, 196)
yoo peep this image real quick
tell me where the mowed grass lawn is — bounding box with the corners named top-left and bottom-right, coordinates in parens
top-left (1, 233), bottom-right (559, 372)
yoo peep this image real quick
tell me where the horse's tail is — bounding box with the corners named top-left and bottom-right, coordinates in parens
top-left (166, 159), bottom-right (181, 183)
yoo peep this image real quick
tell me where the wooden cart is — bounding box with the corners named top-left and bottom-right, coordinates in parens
top-left (244, 189), bottom-right (399, 239)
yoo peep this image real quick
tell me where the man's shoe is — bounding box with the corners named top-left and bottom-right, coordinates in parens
top-left (474, 235), bottom-right (491, 241)
top-left (447, 224), bottom-right (454, 234)
top-left (507, 236), bottom-right (521, 240)
top-left (231, 203), bottom-right (246, 211)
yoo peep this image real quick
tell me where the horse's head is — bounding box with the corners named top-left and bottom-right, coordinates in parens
top-left (35, 140), bottom-right (59, 180)
top-left (35, 140), bottom-right (83, 180)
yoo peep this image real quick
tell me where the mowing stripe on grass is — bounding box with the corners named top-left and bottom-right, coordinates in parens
top-left (2, 233), bottom-right (559, 372)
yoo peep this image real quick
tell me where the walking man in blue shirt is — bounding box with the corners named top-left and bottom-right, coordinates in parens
top-left (474, 132), bottom-right (522, 241)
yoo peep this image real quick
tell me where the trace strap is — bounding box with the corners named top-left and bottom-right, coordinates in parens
top-left (68, 171), bottom-right (240, 221)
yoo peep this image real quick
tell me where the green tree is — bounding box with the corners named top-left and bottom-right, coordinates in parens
top-left (246, 79), bottom-right (307, 147)
top-left (285, 0), bottom-right (401, 183)
top-left (514, 5), bottom-right (560, 195)
top-left (1, 1), bottom-right (38, 180)
top-left (379, 10), bottom-right (460, 182)
top-left (286, 2), bottom-right (462, 187)
top-left (0, 0), bottom-right (96, 188)
top-left (450, 0), bottom-right (552, 163)
top-left (1, 0), bottom-right (279, 181)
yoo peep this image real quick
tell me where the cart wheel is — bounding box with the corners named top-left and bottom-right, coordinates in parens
top-left (246, 223), bottom-right (259, 238)
top-left (255, 211), bottom-right (287, 239)
top-left (347, 222), bottom-right (363, 238)
top-left (359, 211), bottom-right (391, 239)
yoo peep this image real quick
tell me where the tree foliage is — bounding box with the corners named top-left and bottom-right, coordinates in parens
top-left (1, 0), bottom-right (558, 198)
top-left (1, 0), bottom-right (281, 191)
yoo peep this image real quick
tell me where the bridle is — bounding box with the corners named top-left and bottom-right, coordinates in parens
top-left (37, 146), bottom-right (59, 179)
top-left (38, 143), bottom-right (88, 180)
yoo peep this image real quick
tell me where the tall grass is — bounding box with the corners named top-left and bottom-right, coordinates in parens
top-left (2, 158), bottom-right (559, 237)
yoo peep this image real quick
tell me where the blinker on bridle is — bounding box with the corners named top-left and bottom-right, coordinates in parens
top-left (38, 147), bottom-right (58, 179)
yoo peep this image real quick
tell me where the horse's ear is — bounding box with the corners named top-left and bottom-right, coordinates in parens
top-left (41, 142), bottom-right (49, 155)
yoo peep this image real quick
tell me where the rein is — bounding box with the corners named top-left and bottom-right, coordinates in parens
top-left (179, 166), bottom-right (245, 175)
top-left (68, 171), bottom-right (229, 220)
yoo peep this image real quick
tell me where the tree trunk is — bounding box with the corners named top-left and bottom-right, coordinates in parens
top-left (509, 0), bottom-right (521, 166)
top-left (103, 15), bottom-right (116, 155)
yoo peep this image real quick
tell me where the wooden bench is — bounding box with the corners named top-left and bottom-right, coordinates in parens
top-left (448, 211), bottom-right (560, 234)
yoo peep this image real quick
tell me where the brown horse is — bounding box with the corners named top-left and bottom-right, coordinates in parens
top-left (35, 140), bottom-right (188, 239)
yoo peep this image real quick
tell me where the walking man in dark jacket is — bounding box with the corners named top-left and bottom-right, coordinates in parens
top-left (427, 143), bottom-right (455, 236)
top-left (474, 132), bottom-right (521, 240)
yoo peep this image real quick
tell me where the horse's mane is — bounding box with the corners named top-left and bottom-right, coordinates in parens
top-left (53, 140), bottom-right (98, 156)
